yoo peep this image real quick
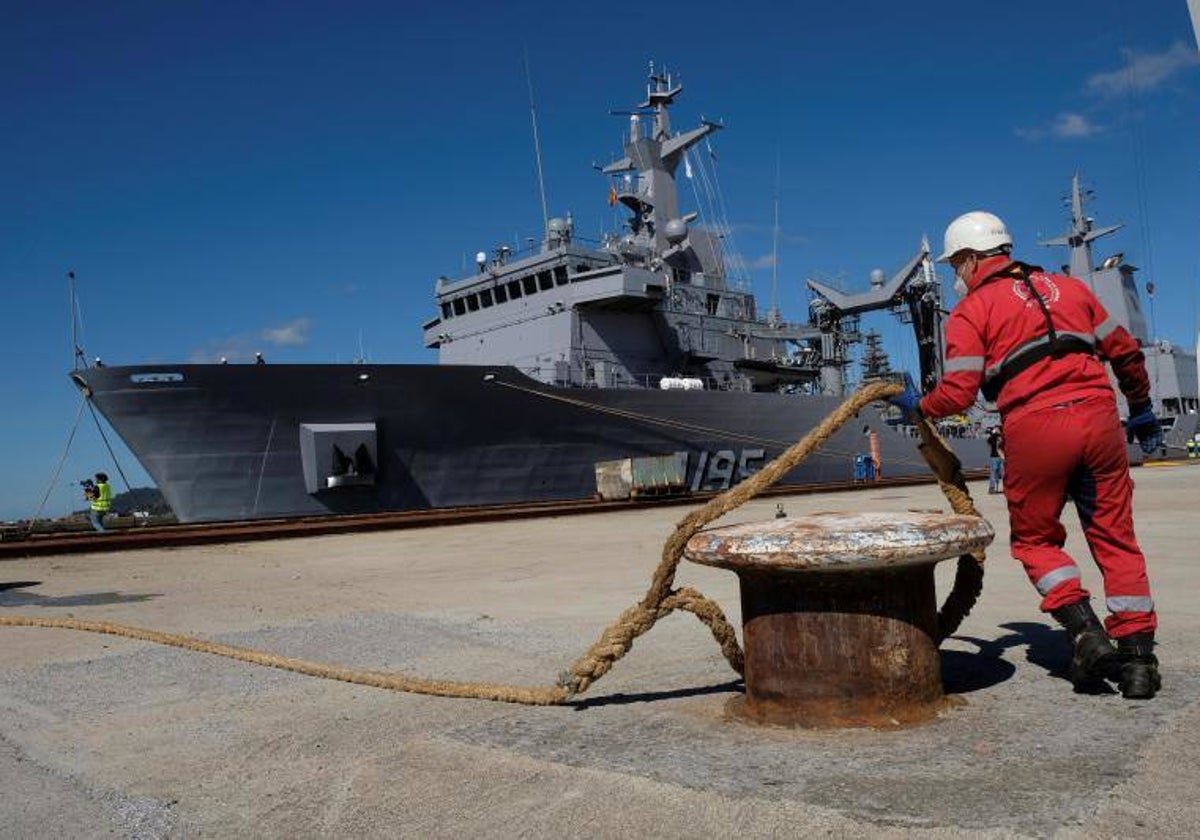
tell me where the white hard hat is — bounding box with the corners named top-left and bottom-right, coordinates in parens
top-left (936, 211), bottom-right (1012, 263)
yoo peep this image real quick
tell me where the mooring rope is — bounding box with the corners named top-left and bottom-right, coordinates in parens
top-left (26, 395), bottom-right (88, 533)
top-left (85, 400), bottom-right (133, 493)
top-left (0, 381), bottom-right (985, 705)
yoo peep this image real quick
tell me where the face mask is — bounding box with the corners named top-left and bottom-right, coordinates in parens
top-left (952, 256), bottom-right (974, 298)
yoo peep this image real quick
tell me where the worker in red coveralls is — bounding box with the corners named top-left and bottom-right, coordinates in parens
top-left (889, 210), bottom-right (1162, 699)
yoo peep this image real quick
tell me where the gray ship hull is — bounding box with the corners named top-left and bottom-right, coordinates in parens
top-left (72, 364), bottom-right (991, 523)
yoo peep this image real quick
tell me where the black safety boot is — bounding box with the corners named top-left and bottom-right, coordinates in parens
top-left (1115, 634), bottom-right (1161, 700)
top-left (1051, 600), bottom-right (1117, 691)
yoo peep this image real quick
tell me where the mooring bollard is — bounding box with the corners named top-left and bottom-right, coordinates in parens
top-left (684, 511), bottom-right (994, 728)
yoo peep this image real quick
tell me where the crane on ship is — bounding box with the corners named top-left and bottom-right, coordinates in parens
top-left (805, 238), bottom-right (946, 397)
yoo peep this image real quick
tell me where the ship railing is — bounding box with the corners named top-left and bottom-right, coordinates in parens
top-left (476, 230), bottom-right (612, 266)
top-left (514, 366), bottom-right (752, 393)
top-left (889, 420), bottom-right (989, 441)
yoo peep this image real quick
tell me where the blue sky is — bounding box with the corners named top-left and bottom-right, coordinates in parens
top-left (2, 1), bottom-right (1198, 521)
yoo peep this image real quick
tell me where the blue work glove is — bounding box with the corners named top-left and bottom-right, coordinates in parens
top-left (888, 374), bottom-right (923, 421)
top-left (1126, 401), bottom-right (1162, 454)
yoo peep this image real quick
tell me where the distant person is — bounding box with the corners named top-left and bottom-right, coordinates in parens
top-left (87, 472), bottom-right (113, 533)
top-left (868, 428), bottom-right (881, 479)
top-left (255, 352), bottom-right (265, 365)
top-left (986, 426), bottom-right (1005, 494)
top-left (889, 210), bottom-right (1162, 699)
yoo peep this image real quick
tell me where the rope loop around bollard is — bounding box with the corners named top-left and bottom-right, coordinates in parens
top-left (559, 380), bottom-right (987, 695)
top-left (0, 381), bottom-right (986, 705)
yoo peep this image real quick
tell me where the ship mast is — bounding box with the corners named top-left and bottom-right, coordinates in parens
top-left (1188, 0), bottom-right (1200, 416)
top-left (602, 65), bottom-right (720, 257)
top-left (769, 148), bottom-right (781, 327)
top-left (523, 48), bottom-right (551, 247)
top-left (68, 270), bottom-right (89, 370)
top-left (1037, 174), bottom-right (1121, 287)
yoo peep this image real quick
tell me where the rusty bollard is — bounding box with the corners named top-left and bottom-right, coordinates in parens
top-left (684, 512), bottom-right (994, 728)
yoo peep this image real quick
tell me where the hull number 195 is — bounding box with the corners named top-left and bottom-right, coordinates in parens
top-left (688, 448), bottom-right (766, 492)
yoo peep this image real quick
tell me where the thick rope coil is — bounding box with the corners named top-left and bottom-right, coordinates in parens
top-left (1, 381), bottom-right (986, 704)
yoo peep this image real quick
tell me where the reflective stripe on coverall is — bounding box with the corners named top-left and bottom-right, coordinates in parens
top-left (1004, 394), bottom-right (1155, 637)
top-left (919, 256), bottom-right (1156, 638)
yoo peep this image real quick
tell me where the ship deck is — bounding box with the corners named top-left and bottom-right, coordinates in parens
top-left (2, 465), bottom-right (1199, 837)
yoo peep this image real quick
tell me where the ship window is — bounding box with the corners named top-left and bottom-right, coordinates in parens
top-left (538, 271), bottom-right (553, 291)
top-left (466, 294), bottom-right (480, 312)
top-left (706, 294), bottom-right (720, 316)
top-left (572, 264), bottom-right (588, 278)
top-left (441, 302), bottom-right (453, 319)
top-left (522, 275), bottom-right (537, 295)
top-left (480, 289), bottom-right (493, 307)
top-left (494, 284), bottom-right (507, 303)
top-left (555, 266), bottom-right (569, 284)
top-left (453, 298), bottom-right (466, 316)
top-left (508, 279), bottom-right (522, 299)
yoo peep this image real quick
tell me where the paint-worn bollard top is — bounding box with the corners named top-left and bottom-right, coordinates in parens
top-left (684, 511), bottom-right (994, 573)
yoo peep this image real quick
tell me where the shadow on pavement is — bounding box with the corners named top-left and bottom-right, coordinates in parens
top-left (997, 621), bottom-right (1071, 677)
top-left (0, 581), bottom-right (43, 592)
top-left (951, 621), bottom-right (1116, 694)
top-left (569, 626), bottom-right (1064, 709)
top-left (570, 679), bottom-right (743, 710)
top-left (941, 648), bottom-right (1017, 694)
top-left (0, 586), bottom-right (160, 608)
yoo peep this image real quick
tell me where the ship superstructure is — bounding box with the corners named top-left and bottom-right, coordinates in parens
top-left (1039, 175), bottom-right (1199, 449)
top-left (423, 69), bottom-right (828, 394)
top-left (423, 69), bottom-right (948, 397)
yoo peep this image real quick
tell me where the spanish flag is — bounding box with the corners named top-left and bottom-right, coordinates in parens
top-left (608, 185), bottom-right (617, 206)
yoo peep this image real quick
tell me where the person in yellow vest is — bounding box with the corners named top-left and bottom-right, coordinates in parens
top-left (87, 471), bottom-right (112, 532)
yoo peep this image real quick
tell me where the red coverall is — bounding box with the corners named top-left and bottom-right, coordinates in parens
top-left (920, 255), bottom-right (1156, 638)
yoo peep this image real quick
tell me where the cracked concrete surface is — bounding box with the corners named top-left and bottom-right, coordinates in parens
top-left (2, 465), bottom-right (1198, 838)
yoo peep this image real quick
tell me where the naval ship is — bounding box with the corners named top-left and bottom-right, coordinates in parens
top-left (69, 69), bottom-right (1051, 523)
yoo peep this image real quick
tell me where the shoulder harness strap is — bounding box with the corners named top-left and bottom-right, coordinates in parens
top-left (980, 264), bottom-right (1096, 402)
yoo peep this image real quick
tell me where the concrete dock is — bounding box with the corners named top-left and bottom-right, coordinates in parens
top-left (2, 464), bottom-right (1198, 838)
